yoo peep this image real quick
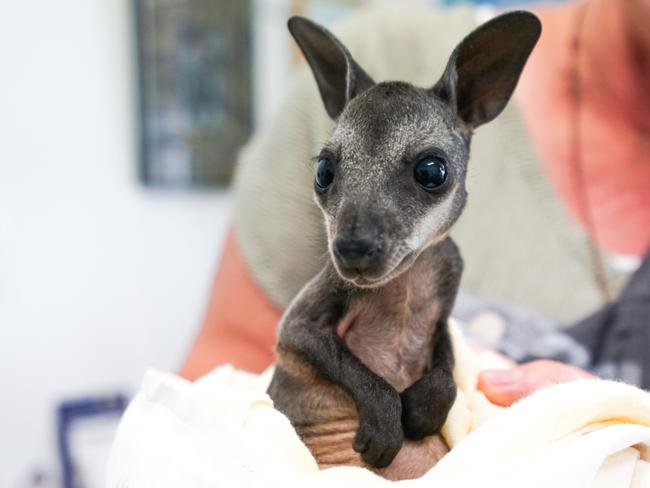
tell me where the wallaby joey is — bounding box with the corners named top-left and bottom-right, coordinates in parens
top-left (267, 11), bottom-right (541, 480)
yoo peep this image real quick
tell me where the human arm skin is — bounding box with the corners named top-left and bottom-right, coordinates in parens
top-left (179, 231), bottom-right (280, 380)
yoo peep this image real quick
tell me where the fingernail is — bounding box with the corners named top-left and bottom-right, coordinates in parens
top-left (480, 369), bottom-right (523, 387)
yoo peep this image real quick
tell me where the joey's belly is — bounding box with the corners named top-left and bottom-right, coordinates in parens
top-left (298, 416), bottom-right (448, 481)
top-left (283, 374), bottom-right (450, 481)
top-left (339, 314), bottom-right (436, 392)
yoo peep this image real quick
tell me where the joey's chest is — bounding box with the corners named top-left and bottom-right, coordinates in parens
top-left (337, 271), bottom-right (444, 392)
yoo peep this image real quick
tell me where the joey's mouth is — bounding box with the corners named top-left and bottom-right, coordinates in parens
top-left (333, 249), bottom-right (416, 287)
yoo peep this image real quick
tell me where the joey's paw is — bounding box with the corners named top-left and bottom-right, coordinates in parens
top-left (353, 410), bottom-right (403, 468)
top-left (401, 380), bottom-right (456, 440)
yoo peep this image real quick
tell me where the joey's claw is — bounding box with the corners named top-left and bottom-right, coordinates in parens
top-left (352, 428), bottom-right (370, 454)
top-left (353, 417), bottom-right (403, 468)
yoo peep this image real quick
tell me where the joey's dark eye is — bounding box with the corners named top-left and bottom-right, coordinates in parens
top-left (414, 157), bottom-right (448, 191)
top-left (315, 157), bottom-right (335, 190)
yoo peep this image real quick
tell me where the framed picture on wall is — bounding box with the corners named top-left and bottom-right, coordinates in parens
top-left (134, 0), bottom-right (252, 187)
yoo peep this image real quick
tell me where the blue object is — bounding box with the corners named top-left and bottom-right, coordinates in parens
top-left (56, 395), bottom-right (129, 488)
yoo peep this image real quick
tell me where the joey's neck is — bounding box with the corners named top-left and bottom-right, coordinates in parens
top-left (363, 240), bottom-right (449, 297)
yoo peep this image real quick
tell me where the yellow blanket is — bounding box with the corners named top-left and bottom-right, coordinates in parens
top-left (107, 323), bottom-right (650, 487)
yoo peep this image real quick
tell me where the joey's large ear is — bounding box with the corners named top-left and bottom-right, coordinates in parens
top-left (288, 16), bottom-right (375, 119)
top-left (432, 11), bottom-right (541, 128)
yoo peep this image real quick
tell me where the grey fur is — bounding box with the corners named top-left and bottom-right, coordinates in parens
top-left (268, 11), bottom-right (541, 479)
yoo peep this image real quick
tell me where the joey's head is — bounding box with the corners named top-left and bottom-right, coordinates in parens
top-left (288, 12), bottom-right (540, 287)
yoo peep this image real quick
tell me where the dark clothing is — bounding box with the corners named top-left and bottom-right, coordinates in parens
top-left (454, 249), bottom-right (650, 390)
top-left (567, 249), bottom-right (650, 389)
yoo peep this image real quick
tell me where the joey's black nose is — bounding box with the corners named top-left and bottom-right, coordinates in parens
top-left (333, 237), bottom-right (382, 271)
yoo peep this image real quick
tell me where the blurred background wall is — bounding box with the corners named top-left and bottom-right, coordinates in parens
top-left (0, 1), bottom-right (232, 485)
top-left (0, 0), bottom-right (563, 486)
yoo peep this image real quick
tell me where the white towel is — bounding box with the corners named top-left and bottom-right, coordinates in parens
top-left (106, 324), bottom-right (650, 487)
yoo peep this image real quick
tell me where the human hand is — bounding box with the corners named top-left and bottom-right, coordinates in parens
top-left (477, 360), bottom-right (594, 407)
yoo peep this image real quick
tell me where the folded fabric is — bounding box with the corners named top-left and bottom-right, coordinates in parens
top-left (107, 323), bottom-right (650, 487)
